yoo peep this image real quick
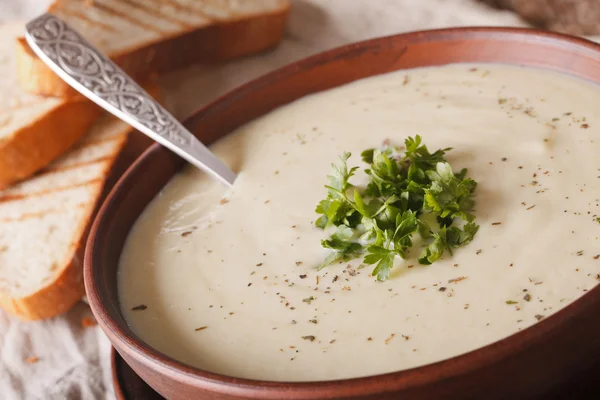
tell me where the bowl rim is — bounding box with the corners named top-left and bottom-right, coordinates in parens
top-left (85, 26), bottom-right (600, 398)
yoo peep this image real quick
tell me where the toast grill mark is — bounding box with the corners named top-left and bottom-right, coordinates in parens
top-left (55, 8), bottom-right (118, 33)
top-left (120, 0), bottom-right (194, 29)
top-left (0, 203), bottom-right (89, 222)
top-left (44, 156), bottom-right (115, 173)
top-left (47, 135), bottom-right (127, 170)
top-left (159, 0), bottom-right (214, 20)
top-left (0, 133), bottom-right (125, 201)
top-left (91, 2), bottom-right (167, 34)
top-left (0, 179), bottom-right (104, 203)
top-left (72, 135), bottom-right (126, 149)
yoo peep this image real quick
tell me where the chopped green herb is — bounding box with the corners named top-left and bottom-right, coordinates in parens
top-left (505, 300), bottom-right (518, 305)
top-left (315, 135), bottom-right (479, 281)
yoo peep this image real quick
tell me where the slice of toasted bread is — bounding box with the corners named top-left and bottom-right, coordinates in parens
top-left (0, 22), bottom-right (101, 189)
top-left (0, 114), bottom-right (138, 320)
top-left (16, 0), bottom-right (291, 97)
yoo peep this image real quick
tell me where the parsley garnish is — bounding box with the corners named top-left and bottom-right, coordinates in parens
top-left (315, 135), bottom-right (479, 281)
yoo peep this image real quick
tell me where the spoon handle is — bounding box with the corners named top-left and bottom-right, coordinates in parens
top-left (25, 13), bottom-right (236, 187)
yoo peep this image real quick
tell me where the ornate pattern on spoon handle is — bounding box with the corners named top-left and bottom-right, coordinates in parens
top-left (26, 13), bottom-right (188, 146)
top-left (25, 13), bottom-right (236, 186)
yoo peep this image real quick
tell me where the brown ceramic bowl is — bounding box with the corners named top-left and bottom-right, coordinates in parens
top-left (85, 27), bottom-right (600, 400)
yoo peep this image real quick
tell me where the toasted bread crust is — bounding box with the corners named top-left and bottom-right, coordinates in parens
top-left (0, 99), bottom-right (101, 189)
top-left (16, 2), bottom-right (290, 97)
top-left (15, 38), bottom-right (73, 97)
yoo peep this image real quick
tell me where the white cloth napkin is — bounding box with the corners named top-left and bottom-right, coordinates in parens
top-left (0, 1), bottom-right (527, 399)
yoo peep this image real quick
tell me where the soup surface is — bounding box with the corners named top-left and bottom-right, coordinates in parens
top-left (119, 64), bottom-right (600, 382)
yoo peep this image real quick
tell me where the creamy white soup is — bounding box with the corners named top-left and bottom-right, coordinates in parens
top-left (119, 64), bottom-right (600, 382)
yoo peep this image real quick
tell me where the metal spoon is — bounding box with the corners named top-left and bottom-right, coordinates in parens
top-left (25, 13), bottom-right (236, 187)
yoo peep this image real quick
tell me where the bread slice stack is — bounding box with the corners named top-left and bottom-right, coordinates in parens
top-left (0, 116), bottom-right (136, 320)
top-left (0, 0), bottom-right (290, 320)
top-left (0, 22), bottom-right (101, 189)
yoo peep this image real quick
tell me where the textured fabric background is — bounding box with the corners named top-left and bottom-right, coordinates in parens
top-left (0, 1), bottom-right (530, 399)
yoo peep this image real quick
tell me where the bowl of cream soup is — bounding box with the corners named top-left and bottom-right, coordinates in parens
top-left (85, 28), bottom-right (600, 399)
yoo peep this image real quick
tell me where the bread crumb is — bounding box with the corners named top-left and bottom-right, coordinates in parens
top-left (81, 317), bottom-right (97, 328)
top-left (25, 356), bottom-right (39, 364)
